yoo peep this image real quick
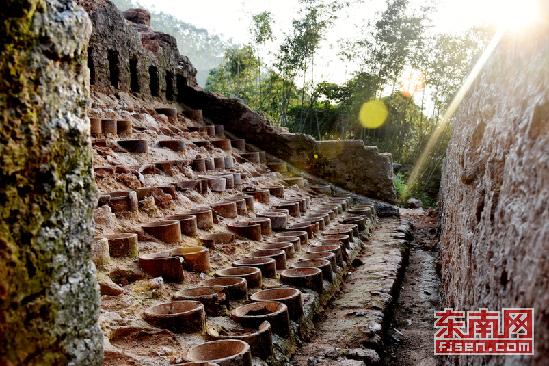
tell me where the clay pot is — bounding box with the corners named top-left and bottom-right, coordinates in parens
top-left (173, 287), bottom-right (227, 316)
top-left (267, 185), bottom-right (284, 198)
top-left (207, 322), bottom-right (272, 359)
top-left (101, 119), bottom-right (117, 135)
top-left (280, 267), bottom-right (323, 293)
top-left (167, 214), bottom-right (198, 237)
top-left (240, 152), bottom-right (260, 163)
top-left (287, 222), bottom-right (315, 239)
top-left (106, 233), bottom-right (138, 258)
top-left (143, 300), bottom-right (205, 333)
top-left (262, 241), bottom-right (294, 259)
top-left (142, 220), bottom-right (181, 243)
top-left (211, 201), bottom-right (238, 219)
top-left (239, 194), bottom-right (254, 211)
top-left (229, 198), bottom-right (247, 216)
top-left (90, 118), bottom-right (102, 136)
top-left (202, 176), bottom-right (226, 192)
top-left (224, 156), bottom-right (234, 169)
top-left (116, 120), bottom-right (132, 136)
top-left (248, 218), bottom-right (272, 236)
top-left (159, 139), bottom-right (185, 152)
top-left (306, 216), bottom-right (325, 231)
top-left (118, 139), bottom-right (148, 153)
top-left (192, 158), bottom-right (207, 172)
top-left (278, 231), bottom-right (308, 246)
top-left (108, 190), bottom-right (138, 214)
top-left (233, 257), bottom-right (276, 278)
top-left (139, 252), bottom-right (184, 282)
top-left (171, 246), bottom-right (210, 272)
top-left (293, 258), bottom-right (333, 282)
top-left (302, 251), bottom-right (337, 272)
top-left (324, 227), bottom-right (354, 242)
top-left (156, 107), bottom-right (177, 118)
top-left (322, 234), bottom-right (351, 249)
top-left (211, 156), bottom-right (224, 170)
top-left (230, 139), bottom-right (246, 151)
top-left (211, 138), bottom-right (231, 151)
top-left (202, 277), bottom-right (248, 300)
top-left (232, 173), bottom-right (243, 187)
top-left (189, 207), bottom-right (214, 230)
top-left (335, 223), bottom-right (359, 238)
top-left (341, 216), bottom-right (368, 231)
top-left (251, 287), bottom-right (303, 321)
top-left (309, 244), bottom-right (344, 266)
top-left (242, 187), bottom-right (269, 204)
top-left (232, 301), bottom-right (290, 336)
top-left (320, 239), bottom-right (349, 261)
top-left (215, 266), bottom-right (262, 289)
top-left (186, 340), bottom-right (252, 366)
top-left (227, 222), bottom-right (262, 241)
top-left (269, 236), bottom-right (300, 252)
top-left (204, 125), bottom-right (216, 136)
top-left (251, 249), bottom-right (286, 270)
top-left (176, 180), bottom-right (203, 193)
top-left (257, 211), bottom-right (287, 230)
top-left (347, 206), bottom-right (374, 220)
top-left (199, 232), bottom-right (235, 249)
top-left (275, 202), bottom-right (300, 217)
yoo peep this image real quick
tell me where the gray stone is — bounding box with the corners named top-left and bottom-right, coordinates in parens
top-left (406, 198), bottom-right (422, 209)
top-left (440, 22), bottom-right (548, 366)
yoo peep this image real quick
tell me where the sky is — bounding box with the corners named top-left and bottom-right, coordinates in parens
top-left (135, 0), bottom-right (541, 85)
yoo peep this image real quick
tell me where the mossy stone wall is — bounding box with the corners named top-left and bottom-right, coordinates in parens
top-left (0, 1), bottom-right (102, 364)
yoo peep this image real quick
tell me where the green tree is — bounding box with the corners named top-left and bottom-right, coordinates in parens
top-left (205, 46), bottom-right (260, 104)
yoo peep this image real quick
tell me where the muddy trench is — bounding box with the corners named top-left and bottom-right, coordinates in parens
top-left (292, 209), bottom-right (441, 366)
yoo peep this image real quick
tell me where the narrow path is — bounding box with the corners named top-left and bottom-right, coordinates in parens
top-left (383, 209), bottom-right (440, 366)
top-left (292, 217), bottom-right (408, 365)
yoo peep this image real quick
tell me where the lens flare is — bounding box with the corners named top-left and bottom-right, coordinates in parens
top-left (359, 100), bottom-right (388, 129)
top-left (405, 30), bottom-right (505, 194)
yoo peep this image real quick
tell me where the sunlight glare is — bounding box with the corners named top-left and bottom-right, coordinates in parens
top-left (482, 0), bottom-right (540, 30)
top-left (399, 68), bottom-right (425, 97)
top-left (405, 30), bottom-right (505, 193)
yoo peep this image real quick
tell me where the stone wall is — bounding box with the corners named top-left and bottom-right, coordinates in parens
top-left (181, 86), bottom-right (397, 203)
top-left (78, 0), bottom-right (197, 100)
top-left (439, 23), bottom-right (548, 366)
top-left (0, 1), bottom-right (102, 364)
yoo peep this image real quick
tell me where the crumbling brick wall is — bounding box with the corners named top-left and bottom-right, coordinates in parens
top-left (440, 25), bottom-right (548, 366)
top-left (79, 0), bottom-right (197, 100)
top-left (0, 1), bottom-right (102, 364)
top-left (181, 86), bottom-right (397, 203)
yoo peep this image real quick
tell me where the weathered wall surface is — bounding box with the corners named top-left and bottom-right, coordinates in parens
top-left (0, 1), bottom-right (102, 364)
top-left (79, 0), bottom-right (197, 101)
top-left (440, 24), bottom-right (548, 366)
top-left (182, 87), bottom-right (397, 203)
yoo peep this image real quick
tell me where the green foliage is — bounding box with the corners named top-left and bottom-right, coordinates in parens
top-left (251, 11), bottom-right (274, 45)
top-left (393, 173), bottom-right (409, 202)
top-left (201, 0), bottom-right (488, 206)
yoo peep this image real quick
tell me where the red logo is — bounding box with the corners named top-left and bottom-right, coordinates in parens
top-left (434, 308), bottom-right (534, 355)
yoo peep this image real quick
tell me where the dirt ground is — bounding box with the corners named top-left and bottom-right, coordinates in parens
top-left (383, 208), bottom-right (441, 366)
